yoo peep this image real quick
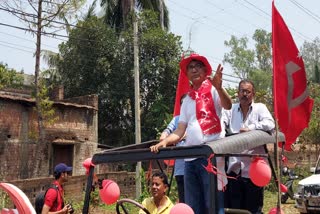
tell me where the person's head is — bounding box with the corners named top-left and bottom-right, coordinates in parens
top-left (54, 163), bottom-right (72, 182)
top-left (151, 171), bottom-right (169, 200)
top-left (238, 79), bottom-right (255, 107)
top-left (180, 53), bottom-right (212, 88)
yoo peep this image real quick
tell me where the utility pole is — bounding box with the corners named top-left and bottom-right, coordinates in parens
top-left (133, 4), bottom-right (142, 199)
top-left (35, 0), bottom-right (44, 143)
top-left (159, 0), bottom-right (164, 30)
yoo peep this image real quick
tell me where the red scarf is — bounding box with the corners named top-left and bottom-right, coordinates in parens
top-left (189, 79), bottom-right (222, 135)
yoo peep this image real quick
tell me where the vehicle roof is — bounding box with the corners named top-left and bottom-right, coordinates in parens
top-left (92, 130), bottom-right (285, 164)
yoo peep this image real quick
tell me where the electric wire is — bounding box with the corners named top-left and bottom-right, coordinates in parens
top-left (0, 42), bottom-right (34, 54)
top-left (289, 0), bottom-right (320, 24)
top-left (0, 31), bottom-right (58, 50)
top-left (1, 0), bottom-right (318, 83)
top-left (204, 0), bottom-right (263, 30)
top-left (238, 0), bottom-right (313, 42)
top-left (167, 0), bottom-right (244, 36)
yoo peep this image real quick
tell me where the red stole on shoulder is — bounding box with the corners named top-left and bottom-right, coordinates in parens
top-left (189, 79), bottom-right (222, 135)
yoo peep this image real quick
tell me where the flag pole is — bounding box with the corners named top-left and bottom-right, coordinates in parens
top-left (274, 120), bottom-right (282, 213)
top-left (272, 2), bottom-right (282, 212)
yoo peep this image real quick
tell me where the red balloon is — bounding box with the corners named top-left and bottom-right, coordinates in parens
top-left (249, 158), bottom-right (271, 187)
top-left (83, 158), bottom-right (94, 175)
top-left (268, 207), bottom-right (284, 214)
top-left (99, 179), bottom-right (120, 205)
top-left (280, 183), bottom-right (288, 193)
top-left (164, 159), bottom-right (175, 166)
top-left (281, 155), bottom-right (288, 163)
top-left (170, 203), bottom-right (194, 214)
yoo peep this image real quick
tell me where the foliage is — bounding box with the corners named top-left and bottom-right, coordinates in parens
top-left (225, 87), bottom-right (238, 99)
top-left (138, 168), bottom-right (150, 203)
top-left (252, 29), bottom-right (272, 72)
top-left (101, 0), bottom-right (169, 32)
top-left (300, 83), bottom-right (320, 148)
top-left (223, 29), bottom-right (272, 92)
top-left (55, 15), bottom-right (123, 145)
top-left (137, 11), bottom-right (182, 141)
top-left (300, 37), bottom-right (320, 80)
top-left (249, 69), bottom-right (272, 92)
top-left (38, 78), bottom-right (58, 126)
top-left (0, 192), bottom-right (10, 210)
top-left (52, 11), bottom-right (182, 146)
top-left (223, 35), bottom-right (255, 79)
top-left (315, 64), bottom-right (320, 84)
top-left (0, 63), bottom-right (23, 89)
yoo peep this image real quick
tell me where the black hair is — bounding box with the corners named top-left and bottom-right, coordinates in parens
top-left (54, 171), bottom-right (62, 180)
top-left (238, 79), bottom-right (255, 93)
top-left (152, 171), bottom-right (169, 186)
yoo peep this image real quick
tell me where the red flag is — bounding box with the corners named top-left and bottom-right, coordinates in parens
top-left (173, 68), bottom-right (190, 116)
top-left (272, 2), bottom-right (314, 151)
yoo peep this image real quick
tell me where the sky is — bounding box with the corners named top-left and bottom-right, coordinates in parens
top-left (0, 0), bottom-right (320, 88)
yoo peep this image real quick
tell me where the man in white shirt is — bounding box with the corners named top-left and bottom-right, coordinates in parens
top-left (151, 53), bottom-right (232, 214)
top-left (223, 80), bottom-right (275, 214)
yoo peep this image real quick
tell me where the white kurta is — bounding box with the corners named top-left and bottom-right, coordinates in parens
top-left (179, 87), bottom-right (227, 190)
top-left (223, 102), bottom-right (275, 178)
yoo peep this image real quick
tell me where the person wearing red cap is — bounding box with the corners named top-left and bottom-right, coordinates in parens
top-left (151, 53), bottom-right (232, 214)
top-left (42, 163), bottom-right (74, 214)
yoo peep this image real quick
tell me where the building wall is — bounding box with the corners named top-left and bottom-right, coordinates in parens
top-left (0, 94), bottom-right (99, 181)
top-left (0, 99), bottom-right (35, 141)
top-left (8, 171), bottom-right (136, 206)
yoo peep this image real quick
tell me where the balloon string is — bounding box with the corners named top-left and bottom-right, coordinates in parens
top-left (202, 154), bottom-right (238, 192)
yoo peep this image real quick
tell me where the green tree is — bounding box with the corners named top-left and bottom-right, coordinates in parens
top-left (101, 0), bottom-right (169, 32)
top-left (314, 64), bottom-right (320, 84)
top-left (223, 35), bottom-right (255, 79)
top-left (300, 83), bottom-right (320, 155)
top-left (252, 29), bottom-right (272, 72)
top-left (0, 63), bottom-right (23, 89)
top-left (224, 29), bottom-right (272, 91)
top-left (54, 11), bottom-right (182, 146)
top-left (301, 37), bottom-right (320, 80)
top-left (135, 11), bottom-right (181, 141)
top-left (55, 15), bottom-right (122, 144)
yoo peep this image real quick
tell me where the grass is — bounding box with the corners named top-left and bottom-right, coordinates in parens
top-left (74, 189), bottom-right (300, 214)
top-left (263, 190), bottom-right (299, 214)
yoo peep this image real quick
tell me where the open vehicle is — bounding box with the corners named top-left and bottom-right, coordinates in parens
top-left (294, 154), bottom-right (320, 214)
top-left (82, 130), bottom-right (284, 214)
